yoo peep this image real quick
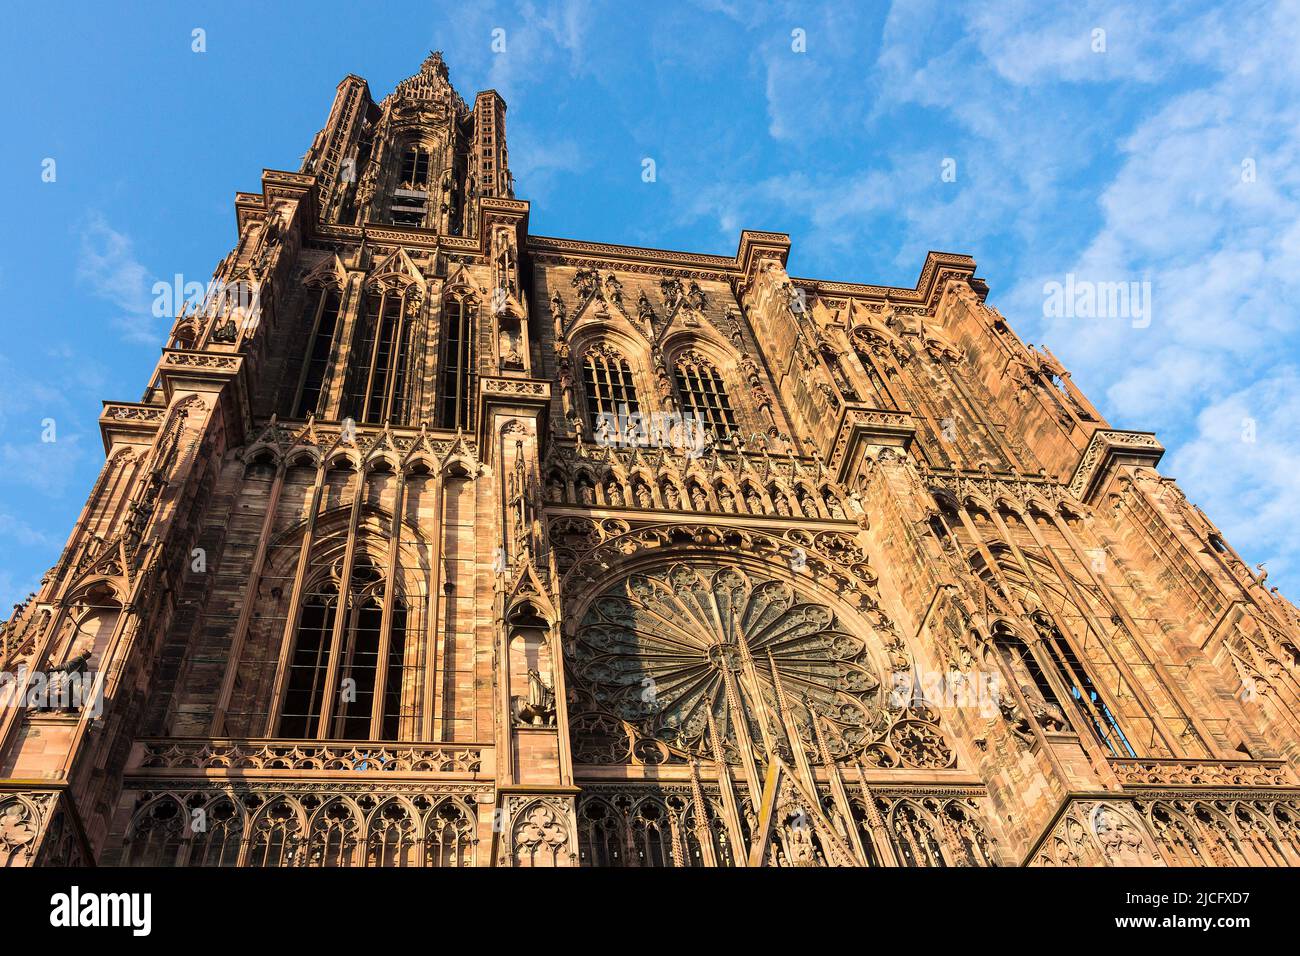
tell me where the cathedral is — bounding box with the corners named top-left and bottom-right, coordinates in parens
top-left (2, 51), bottom-right (1299, 869)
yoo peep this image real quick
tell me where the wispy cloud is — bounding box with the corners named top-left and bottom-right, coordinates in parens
top-left (0, 512), bottom-right (62, 550)
top-left (510, 127), bottom-right (588, 200)
top-left (1169, 367), bottom-right (1300, 586)
top-left (0, 433), bottom-right (87, 498)
top-left (74, 212), bottom-right (158, 345)
top-left (480, 0), bottom-right (594, 102)
top-left (989, 0), bottom-right (1300, 584)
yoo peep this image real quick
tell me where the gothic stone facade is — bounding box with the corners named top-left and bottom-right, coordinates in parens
top-left (3, 53), bottom-right (1300, 869)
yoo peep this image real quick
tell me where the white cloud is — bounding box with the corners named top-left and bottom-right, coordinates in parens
top-left (0, 513), bottom-right (61, 550)
top-left (757, 4), bottom-right (879, 144)
top-left (1001, 1), bottom-right (1300, 588)
top-left (682, 0), bottom-right (1300, 592)
top-left (1167, 368), bottom-right (1300, 587)
top-left (963, 1), bottom-right (1181, 87)
top-left (1105, 346), bottom-right (1211, 428)
top-left (0, 355), bottom-right (71, 432)
top-left (75, 212), bottom-right (159, 345)
top-left (0, 433), bottom-right (87, 498)
top-left (484, 0), bottom-right (593, 102)
top-left (509, 128), bottom-right (588, 200)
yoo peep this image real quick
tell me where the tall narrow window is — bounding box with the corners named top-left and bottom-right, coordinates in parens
top-left (187, 799), bottom-right (243, 867)
top-left (279, 584), bottom-right (338, 739)
top-left (381, 603), bottom-right (408, 740)
top-left (400, 146), bottom-right (430, 188)
top-left (342, 289), bottom-right (410, 425)
top-left (894, 804), bottom-right (947, 867)
top-left (579, 801), bottom-right (624, 867)
top-left (295, 287), bottom-right (341, 418)
top-left (392, 146), bottom-right (430, 225)
top-left (673, 353), bottom-right (736, 439)
top-left (629, 801), bottom-right (674, 867)
top-left (1035, 616), bottom-right (1136, 757)
top-left (389, 314), bottom-right (414, 425)
top-left (364, 299), bottom-right (399, 422)
top-left (993, 626), bottom-right (1061, 715)
top-left (582, 345), bottom-right (639, 435)
top-left (437, 296), bottom-right (475, 430)
top-left (276, 554), bottom-right (408, 741)
top-left (338, 596), bottom-right (383, 740)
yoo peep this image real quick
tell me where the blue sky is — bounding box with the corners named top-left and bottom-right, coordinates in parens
top-left (2, 0), bottom-right (1298, 611)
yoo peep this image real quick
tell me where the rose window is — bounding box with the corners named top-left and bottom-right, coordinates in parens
top-left (567, 564), bottom-right (890, 764)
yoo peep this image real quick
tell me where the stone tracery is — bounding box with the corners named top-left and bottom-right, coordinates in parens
top-left (566, 561), bottom-right (954, 774)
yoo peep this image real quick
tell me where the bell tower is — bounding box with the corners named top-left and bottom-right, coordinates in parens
top-left (305, 51), bottom-right (512, 237)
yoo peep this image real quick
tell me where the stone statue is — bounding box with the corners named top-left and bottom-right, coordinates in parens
top-left (513, 669), bottom-right (556, 727)
top-left (663, 483), bottom-right (681, 509)
top-left (783, 815), bottom-right (820, 867)
top-left (1019, 684), bottom-right (1069, 732)
top-left (690, 485), bottom-right (708, 510)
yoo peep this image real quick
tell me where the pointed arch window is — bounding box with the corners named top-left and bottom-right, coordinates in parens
top-left (367, 801), bottom-right (419, 867)
top-left (125, 799), bottom-right (185, 867)
top-left (400, 145), bottom-right (431, 189)
top-left (188, 799), bottom-right (243, 867)
top-left (578, 800), bottom-right (625, 867)
top-left (582, 344), bottom-right (639, 435)
top-left (673, 352), bottom-right (736, 439)
top-left (342, 286), bottom-right (416, 425)
top-left (426, 801), bottom-right (476, 867)
top-left (894, 803), bottom-right (946, 867)
top-left (294, 285), bottom-right (342, 418)
top-left (629, 801), bottom-right (674, 867)
top-left (993, 625), bottom-right (1061, 715)
top-left (277, 553), bottom-right (408, 741)
top-left (391, 145), bottom-right (431, 226)
top-left (437, 294), bottom-right (476, 430)
top-left (248, 800), bottom-right (301, 867)
top-left (1033, 615), bottom-right (1136, 757)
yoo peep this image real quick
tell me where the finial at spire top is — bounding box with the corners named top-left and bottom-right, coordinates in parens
top-left (422, 49), bottom-right (449, 78)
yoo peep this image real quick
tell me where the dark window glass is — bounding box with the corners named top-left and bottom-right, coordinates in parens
top-left (296, 288), bottom-right (341, 418)
top-left (279, 587), bottom-right (337, 738)
top-left (582, 348), bottom-right (639, 434)
top-left (437, 297), bottom-right (475, 430)
top-left (673, 356), bottom-right (736, 439)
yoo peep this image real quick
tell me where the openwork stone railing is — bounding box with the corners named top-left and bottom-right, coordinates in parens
top-left (128, 738), bottom-right (489, 778)
top-left (1110, 757), bottom-right (1293, 788)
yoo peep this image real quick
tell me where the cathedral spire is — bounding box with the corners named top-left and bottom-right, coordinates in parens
top-left (387, 48), bottom-right (462, 109)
